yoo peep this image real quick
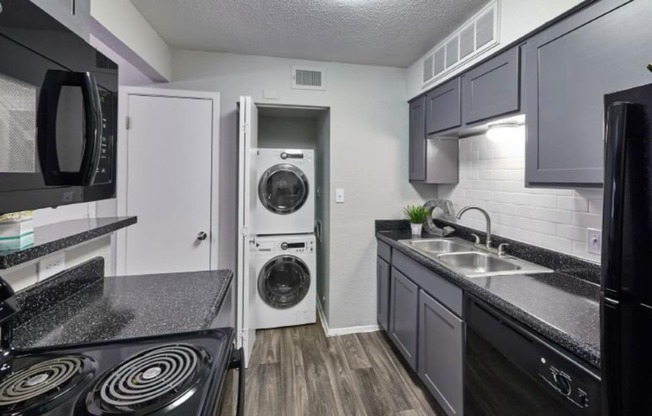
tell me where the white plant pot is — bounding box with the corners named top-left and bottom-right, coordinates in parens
top-left (410, 223), bottom-right (423, 236)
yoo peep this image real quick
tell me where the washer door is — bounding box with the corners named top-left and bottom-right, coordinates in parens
top-left (258, 164), bottom-right (309, 215)
top-left (258, 255), bottom-right (311, 309)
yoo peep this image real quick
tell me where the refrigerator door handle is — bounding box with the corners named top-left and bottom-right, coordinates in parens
top-left (601, 102), bottom-right (630, 296)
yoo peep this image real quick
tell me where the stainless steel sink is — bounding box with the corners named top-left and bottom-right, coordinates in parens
top-left (436, 252), bottom-right (552, 278)
top-left (401, 238), bottom-right (473, 254)
top-left (398, 237), bottom-right (553, 278)
top-left (437, 252), bottom-right (521, 274)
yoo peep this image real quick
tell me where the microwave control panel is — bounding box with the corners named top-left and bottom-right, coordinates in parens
top-left (94, 91), bottom-right (115, 185)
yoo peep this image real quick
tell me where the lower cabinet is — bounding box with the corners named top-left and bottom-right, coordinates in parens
top-left (376, 257), bottom-right (390, 331)
top-left (389, 268), bottom-right (419, 369)
top-left (418, 290), bottom-right (464, 416)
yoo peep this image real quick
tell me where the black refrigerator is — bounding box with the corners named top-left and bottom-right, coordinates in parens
top-left (601, 84), bottom-right (652, 416)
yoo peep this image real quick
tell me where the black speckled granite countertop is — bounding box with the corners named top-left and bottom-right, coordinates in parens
top-left (377, 226), bottom-right (601, 369)
top-left (0, 217), bottom-right (137, 269)
top-left (12, 260), bottom-right (233, 350)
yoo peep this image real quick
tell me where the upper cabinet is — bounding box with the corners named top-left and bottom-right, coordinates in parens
top-left (426, 78), bottom-right (461, 135)
top-left (462, 47), bottom-right (521, 125)
top-left (31, 0), bottom-right (91, 41)
top-left (523, 0), bottom-right (650, 187)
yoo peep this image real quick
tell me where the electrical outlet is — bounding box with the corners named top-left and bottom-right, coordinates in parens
top-left (587, 228), bottom-right (602, 255)
top-left (38, 252), bottom-right (66, 281)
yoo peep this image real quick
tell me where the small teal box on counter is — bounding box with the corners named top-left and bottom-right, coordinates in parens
top-left (0, 211), bottom-right (34, 251)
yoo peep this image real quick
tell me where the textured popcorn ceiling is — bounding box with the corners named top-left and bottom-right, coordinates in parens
top-left (131, 0), bottom-right (489, 67)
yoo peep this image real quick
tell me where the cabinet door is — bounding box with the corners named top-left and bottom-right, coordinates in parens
top-left (462, 47), bottom-right (520, 125)
top-left (31, 0), bottom-right (90, 40)
top-left (409, 97), bottom-right (427, 181)
top-left (426, 78), bottom-right (461, 134)
top-left (377, 257), bottom-right (390, 332)
top-left (419, 290), bottom-right (464, 416)
top-left (524, 0), bottom-right (650, 186)
top-left (389, 268), bottom-right (419, 369)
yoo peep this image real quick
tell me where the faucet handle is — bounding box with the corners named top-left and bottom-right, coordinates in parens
top-left (471, 233), bottom-right (481, 245)
top-left (498, 243), bottom-right (509, 256)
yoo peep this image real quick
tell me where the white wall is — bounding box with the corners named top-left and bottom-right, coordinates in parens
top-left (439, 132), bottom-right (603, 263)
top-left (2, 236), bottom-right (113, 292)
top-left (258, 117), bottom-right (318, 150)
top-left (162, 50), bottom-right (437, 330)
top-left (406, 0), bottom-right (584, 99)
top-left (90, 0), bottom-right (172, 81)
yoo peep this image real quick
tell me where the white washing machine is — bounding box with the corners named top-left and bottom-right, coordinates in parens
top-left (253, 234), bottom-right (316, 329)
top-left (255, 149), bottom-right (315, 235)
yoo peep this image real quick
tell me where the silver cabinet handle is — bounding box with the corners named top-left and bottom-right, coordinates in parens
top-left (197, 232), bottom-right (208, 241)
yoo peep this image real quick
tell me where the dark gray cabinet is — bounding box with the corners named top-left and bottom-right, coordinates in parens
top-left (462, 47), bottom-right (520, 125)
top-left (377, 257), bottom-right (390, 332)
top-left (31, 0), bottom-right (91, 40)
top-left (389, 268), bottom-right (419, 369)
top-left (418, 290), bottom-right (464, 416)
top-left (523, 0), bottom-right (652, 186)
top-left (409, 97), bottom-right (427, 181)
top-left (426, 78), bottom-right (461, 134)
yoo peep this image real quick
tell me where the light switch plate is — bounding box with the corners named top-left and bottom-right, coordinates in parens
top-left (38, 252), bottom-right (66, 281)
top-left (587, 228), bottom-right (602, 255)
top-left (336, 188), bottom-right (345, 203)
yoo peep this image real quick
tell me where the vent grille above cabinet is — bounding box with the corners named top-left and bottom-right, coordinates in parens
top-left (422, 1), bottom-right (499, 87)
top-left (292, 67), bottom-right (326, 90)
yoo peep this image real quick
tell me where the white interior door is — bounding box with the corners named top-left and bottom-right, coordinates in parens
top-left (237, 96), bottom-right (258, 364)
top-left (124, 93), bottom-right (215, 275)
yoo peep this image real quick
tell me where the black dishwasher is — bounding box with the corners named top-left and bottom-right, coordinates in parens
top-left (464, 295), bottom-right (601, 416)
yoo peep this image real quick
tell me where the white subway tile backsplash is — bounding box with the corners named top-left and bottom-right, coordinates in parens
top-left (439, 134), bottom-right (603, 263)
top-left (573, 212), bottom-right (602, 229)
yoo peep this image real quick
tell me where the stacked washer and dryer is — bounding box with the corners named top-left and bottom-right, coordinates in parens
top-left (253, 149), bottom-right (317, 329)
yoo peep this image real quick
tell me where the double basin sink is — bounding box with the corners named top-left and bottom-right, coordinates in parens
top-left (399, 237), bottom-right (552, 278)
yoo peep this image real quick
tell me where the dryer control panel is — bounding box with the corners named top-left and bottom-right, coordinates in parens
top-left (254, 238), bottom-right (315, 254)
top-left (266, 149), bottom-right (314, 165)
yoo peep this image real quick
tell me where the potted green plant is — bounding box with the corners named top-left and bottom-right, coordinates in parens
top-left (404, 205), bottom-right (429, 236)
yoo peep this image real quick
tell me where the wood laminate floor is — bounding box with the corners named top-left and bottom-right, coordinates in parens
top-left (223, 319), bottom-right (443, 416)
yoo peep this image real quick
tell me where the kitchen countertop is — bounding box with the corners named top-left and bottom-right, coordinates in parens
top-left (0, 217), bottom-right (137, 270)
top-left (377, 229), bottom-right (601, 369)
top-left (12, 259), bottom-right (233, 349)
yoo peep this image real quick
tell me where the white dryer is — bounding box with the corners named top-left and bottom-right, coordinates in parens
top-left (255, 149), bottom-right (315, 235)
top-left (253, 235), bottom-right (316, 329)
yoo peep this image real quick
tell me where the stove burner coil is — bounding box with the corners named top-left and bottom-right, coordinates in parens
top-left (85, 344), bottom-right (211, 415)
top-left (0, 355), bottom-right (95, 414)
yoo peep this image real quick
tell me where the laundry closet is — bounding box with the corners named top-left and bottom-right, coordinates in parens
top-left (237, 99), bottom-right (330, 359)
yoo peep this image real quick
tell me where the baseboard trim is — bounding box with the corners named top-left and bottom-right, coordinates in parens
top-left (317, 300), bottom-right (380, 337)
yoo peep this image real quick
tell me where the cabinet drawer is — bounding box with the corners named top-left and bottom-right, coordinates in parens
top-left (462, 47), bottom-right (520, 125)
top-left (377, 240), bottom-right (392, 262)
top-left (392, 250), bottom-right (462, 316)
top-left (426, 78), bottom-right (461, 134)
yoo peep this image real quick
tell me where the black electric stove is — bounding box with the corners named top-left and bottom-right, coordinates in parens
top-left (0, 278), bottom-right (244, 416)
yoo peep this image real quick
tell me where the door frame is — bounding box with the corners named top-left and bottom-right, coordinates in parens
top-left (115, 87), bottom-right (221, 275)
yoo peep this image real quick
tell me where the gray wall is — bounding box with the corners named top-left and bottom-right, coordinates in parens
top-left (258, 116), bottom-right (318, 149)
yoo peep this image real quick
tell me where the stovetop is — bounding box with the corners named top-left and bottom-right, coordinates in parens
top-left (0, 328), bottom-right (234, 416)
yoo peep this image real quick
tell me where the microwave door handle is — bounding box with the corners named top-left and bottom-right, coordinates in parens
top-left (78, 73), bottom-right (103, 186)
top-left (37, 70), bottom-right (103, 187)
top-left (602, 102), bottom-right (630, 296)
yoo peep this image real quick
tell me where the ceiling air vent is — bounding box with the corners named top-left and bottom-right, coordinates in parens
top-left (422, 0), bottom-right (499, 87)
top-left (292, 66), bottom-right (326, 91)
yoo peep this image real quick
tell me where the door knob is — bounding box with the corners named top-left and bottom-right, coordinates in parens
top-left (197, 232), bottom-right (208, 241)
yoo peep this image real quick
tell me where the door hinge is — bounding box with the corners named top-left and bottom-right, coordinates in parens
top-left (125, 116), bottom-right (131, 130)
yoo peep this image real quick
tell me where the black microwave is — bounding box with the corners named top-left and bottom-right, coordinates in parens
top-left (0, 0), bottom-right (118, 215)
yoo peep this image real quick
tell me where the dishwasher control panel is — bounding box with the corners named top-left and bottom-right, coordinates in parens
top-left (538, 355), bottom-right (596, 410)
